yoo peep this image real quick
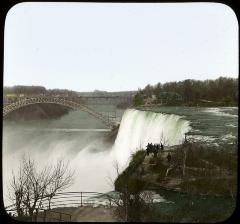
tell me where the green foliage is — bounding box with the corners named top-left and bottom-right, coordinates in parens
top-left (147, 191), bottom-right (236, 222)
top-left (114, 145), bottom-right (237, 222)
top-left (4, 85), bottom-right (46, 95)
top-left (136, 77), bottom-right (238, 106)
top-left (183, 143), bottom-right (238, 172)
top-left (113, 150), bottom-right (153, 221)
top-left (180, 178), bottom-right (237, 196)
top-left (115, 175), bottom-right (145, 194)
top-left (129, 150), bottom-right (146, 167)
top-left (114, 150), bottom-right (146, 193)
top-left (3, 85), bottom-right (79, 97)
top-left (133, 93), bottom-right (144, 106)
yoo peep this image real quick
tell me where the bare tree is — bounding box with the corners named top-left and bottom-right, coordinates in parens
top-left (9, 167), bottom-right (25, 217)
top-left (160, 133), bottom-right (169, 146)
top-left (106, 160), bottom-right (122, 190)
top-left (45, 159), bottom-right (74, 209)
top-left (21, 157), bottom-right (53, 216)
top-left (110, 158), bottom-right (152, 222)
top-left (8, 155), bottom-right (74, 217)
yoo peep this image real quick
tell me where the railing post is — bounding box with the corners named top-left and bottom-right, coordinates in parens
top-left (59, 213), bottom-right (62, 222)
top-left (109, 196), bottom-right (112, 208)
top-left (81, 192), bottom-right (83, 207)
top-left (43, 210), bottom-right (46, 222)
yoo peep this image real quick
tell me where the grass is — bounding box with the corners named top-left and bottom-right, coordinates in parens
top-left (113, 143), bottom-right (237, 222)
top-left (147, 193), bottom-right (236, 222)
top-left (114, 150), bottom-right (147, 193)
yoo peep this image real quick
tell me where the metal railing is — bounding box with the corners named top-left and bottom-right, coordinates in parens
top-left (5, 191), bottom-right (117, 221)
top-left (31, 209), bottom-right (72, 222)
top-left (39, 191), bottom-right (114, 209)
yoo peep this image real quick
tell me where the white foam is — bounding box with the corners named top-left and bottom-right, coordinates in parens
top-left (112, 109), bottom-right (191, 169)
top-left (221, 133), bottom-right (237, 141)
top-left (226, 124), bottom-right (237, 128)
top-left (203, 108), bottom-right (238, 118)
top-left (188, 135), bottom-right (216, 143)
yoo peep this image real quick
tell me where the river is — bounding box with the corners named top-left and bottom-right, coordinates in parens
top-left (3, 106), bottom-right (238, 206)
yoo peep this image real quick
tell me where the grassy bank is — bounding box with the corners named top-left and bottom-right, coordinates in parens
top-left (114, 142), bottom-right (237, 222)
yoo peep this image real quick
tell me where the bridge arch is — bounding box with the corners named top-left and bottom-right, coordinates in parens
top-left (3, 97), bottom-right (116, 129)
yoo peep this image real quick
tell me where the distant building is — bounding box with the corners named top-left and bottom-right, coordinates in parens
top-left (144, 95), bottom-right (157, 105)
top-left (151, 94), bottom-right (157, 100)
top-left (3, 93), bottom-right (18, 104)
top-left (6, 93), bottom-right (17, 98)
top-left (199, 99), bottom-right (213, 103)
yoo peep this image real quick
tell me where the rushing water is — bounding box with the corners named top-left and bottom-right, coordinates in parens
top-left (2, 106), bottom-right (238, 207)
top-left (112, 109), bottom-right (191, 168)
top-left (141, 106), bottom-right (238, 147)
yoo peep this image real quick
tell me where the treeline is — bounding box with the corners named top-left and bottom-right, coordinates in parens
top-left (134, 77), bottom-right (238, 106)
top-left (4, 86), bottom-right (47, 95)
top-left (3, 85), bottom-right (78, 97)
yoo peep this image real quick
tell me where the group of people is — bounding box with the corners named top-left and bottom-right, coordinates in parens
top-left (146, 142), bottom-right (172, 162)
top-left (146, 142), bottom-right (164, 157)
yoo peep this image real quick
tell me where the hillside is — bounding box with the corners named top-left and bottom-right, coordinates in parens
top-left (114, 142), bottom-right (237, 222)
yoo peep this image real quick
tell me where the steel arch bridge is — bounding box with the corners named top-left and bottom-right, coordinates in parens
top-left (3, 97), bottom-right (117, 129)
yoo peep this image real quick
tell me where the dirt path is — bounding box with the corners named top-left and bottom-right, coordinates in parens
top-left (71, 206), bottom-right (118, 222)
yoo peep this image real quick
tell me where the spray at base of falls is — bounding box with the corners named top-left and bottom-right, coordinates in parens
top-left (112, 109), bottom-right (191, 169)
top-left (3, 108), bottom-right (191, 205)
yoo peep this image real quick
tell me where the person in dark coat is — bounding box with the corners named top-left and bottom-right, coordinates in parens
top-left (167, 153), bottom-right (171, 163)
top-left (149, 142), bottom-right (153, 149)
top-left (153, 144), bottom-right (158, 158)
top-left (146, 143), bottom-right (151, 155)
top-left (160, 142), bottom-right (164, 151)
top-left (184, 134), bottom-right (188, 144)
top-left (156, 144), bottom-right (160, 153)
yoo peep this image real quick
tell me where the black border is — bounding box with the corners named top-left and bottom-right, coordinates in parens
top-left (0, 0), bottom-right (239, 223)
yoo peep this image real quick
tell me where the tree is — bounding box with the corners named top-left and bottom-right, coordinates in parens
top-left (8, 156), bottom-right (74, 217)
top-left (133, 77), bottom-right (238, 106)
top-left (133, 93), bottom-right (144, 106)
top-left (44, 159), bottom-right (74, 209)
top-left (113, 151), bottom-right (153, 221)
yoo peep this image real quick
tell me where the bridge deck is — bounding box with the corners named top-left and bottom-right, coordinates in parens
top-left (3, 97), bottom-right (118, 129)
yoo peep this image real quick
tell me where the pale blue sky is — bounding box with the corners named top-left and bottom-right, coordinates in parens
top-left (4, 3), bottom-right (238, 92)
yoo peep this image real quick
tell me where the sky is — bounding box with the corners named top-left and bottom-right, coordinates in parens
top-left (4, 2), bottom-right (238, 92)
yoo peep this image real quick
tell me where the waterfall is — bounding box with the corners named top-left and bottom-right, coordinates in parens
top-left (112, 109), bottom-right (191, 169)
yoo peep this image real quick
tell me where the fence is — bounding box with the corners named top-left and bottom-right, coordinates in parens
top-left (31, 209), bottom-right (72, 222)
top-left (5, 191), bottom-right (116, 222)
top-left (42, 191), bottom-right (114, 209)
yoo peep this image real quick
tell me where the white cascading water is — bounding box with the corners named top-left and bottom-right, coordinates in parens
top-left (112, 109), bottom-right (191, 169)
top-left (3, 109), bottom-right (192, 205)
